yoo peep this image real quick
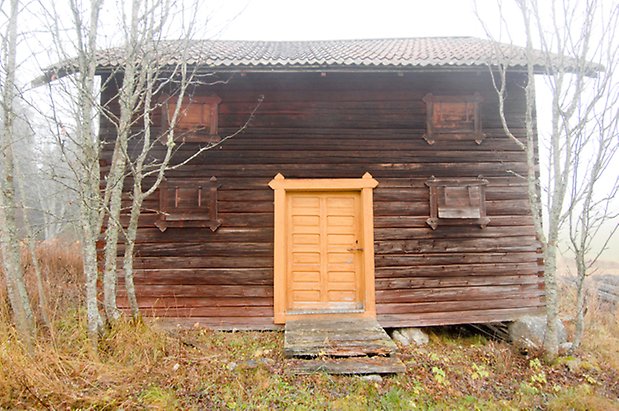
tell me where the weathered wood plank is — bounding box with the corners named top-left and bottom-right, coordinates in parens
top-left (376, 284), bottom-right (543, 303)
top-left (124, 284), bottom-right (273, 297)
top-left (376, 274), bottom-right (542, 289)
top-left (117, 241), bottom-right (272, 257)
top-left (129, 256), bottom-right (273, 269)
top-left (121, 268), bottom-right (272, 285)
top-left (132, 228), bottom-right (274, 243)
top-left (376, 295), bottom-right (544, 314)
top-left (375, 252), bottom-right (540, 267)
top-left (374, 215), bottom-right (534, 228)
top-left (374, 262), bottom-right (540, 278)
top-left (378, 306), bottom-right (545, 328)
top-left (135, 306), bottom-right (274, 317)
top-left (287, 356), bottom-right (406, 375)
top-left (117, 296), bottom-right (273, 308)
top-left (284, 318), bottom-right (397, 357)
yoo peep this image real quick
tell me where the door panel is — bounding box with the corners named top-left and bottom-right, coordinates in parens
top-left (287, 192), bottom-right (363, 312)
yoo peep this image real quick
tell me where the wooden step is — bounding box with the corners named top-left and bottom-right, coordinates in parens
top-left (284, 318), bottom-right (397, 357)
top-left (287, 355), bottom-right (406, 375)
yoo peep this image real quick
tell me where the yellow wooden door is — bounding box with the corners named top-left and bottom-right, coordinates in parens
top-left (286, 192), bottom-right (363, 313)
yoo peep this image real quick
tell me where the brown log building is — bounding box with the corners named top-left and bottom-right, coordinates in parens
top-left (97, 38), bottom-right (545, 329)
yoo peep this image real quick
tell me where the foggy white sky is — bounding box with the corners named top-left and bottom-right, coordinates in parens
top-left (200, 0), bottom-right (514, 42)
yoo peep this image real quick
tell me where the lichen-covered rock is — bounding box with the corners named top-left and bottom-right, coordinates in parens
top-left (391, 327), bottom-right (429, 346)
top-left (559, 342), bottom-right (573, 355)
top-left (508, 315), bottom-right (567, 351)
top-left (361, 374), bottom-right (383, 383)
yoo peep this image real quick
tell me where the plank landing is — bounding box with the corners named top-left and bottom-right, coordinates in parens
top-left (284, 318), bottom-right (405, 374)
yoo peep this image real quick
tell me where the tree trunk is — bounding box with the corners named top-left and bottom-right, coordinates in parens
top-left (68, 0), bottom-right (105, 346)
top-left (0, 192), bottom-right (35, 344)
top-left (571, 255), bottom-right (587, 351)
top-left (0, 0), bottom-right (35, 346)
top-left (81, 221), bottom-right (104, 340)
top-left (122, 184), bottom-right (144, 319)
top-left (101, 145), bottom-right (126, 321)
top-left (543, 240), bottom-right (560, 358)
top-left (16, 184), bottom-right (51, 329)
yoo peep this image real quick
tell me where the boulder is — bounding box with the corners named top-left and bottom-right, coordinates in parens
top-left (508, 315), bottom-right (567, 351)
top-left (391, 327), bottom-right (429, 346)
top-left (559, 342), bottom-right (573, 355)
top-left (361, 374), bottom-right (383, 383)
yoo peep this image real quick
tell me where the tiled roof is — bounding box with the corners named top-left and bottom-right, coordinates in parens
top-left (93, 37), bottom-right (549, 71)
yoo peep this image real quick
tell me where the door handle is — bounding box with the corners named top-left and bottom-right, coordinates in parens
top-left (347, 247), bottom-right (364, 252)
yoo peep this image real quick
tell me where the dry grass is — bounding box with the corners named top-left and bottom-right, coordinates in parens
top-left (579, 303), bottom-right (619, 371)
top-left (558, 280), bottom-right (619, 370)
top-left (0, 240), bottom-right (84, 326)
top-left (0, 241), bottom-right (618, 409)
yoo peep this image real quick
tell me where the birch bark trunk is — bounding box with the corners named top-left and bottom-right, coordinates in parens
top-left (0, 0), bottom-right (35, 345)
top-left (68, 0), bottom-right (106, 342)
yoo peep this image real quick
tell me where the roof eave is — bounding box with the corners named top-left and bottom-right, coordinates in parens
top-left (94, 63), bottom-right (537, 77)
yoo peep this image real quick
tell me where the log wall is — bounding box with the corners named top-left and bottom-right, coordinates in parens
top-left (99, 70), bottom-right (545, 329)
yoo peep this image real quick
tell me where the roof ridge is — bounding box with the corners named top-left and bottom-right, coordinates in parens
top-left (180, 36), bottom-right (478, 43)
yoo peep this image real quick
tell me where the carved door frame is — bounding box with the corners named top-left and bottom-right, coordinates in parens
top-left (268, 173), bottom-right (379, 324)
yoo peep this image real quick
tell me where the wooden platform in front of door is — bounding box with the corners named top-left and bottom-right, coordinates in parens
top-left (284, 318), bottom-right (405, 374)
top-left (287, 355), bottom-right (406, 375)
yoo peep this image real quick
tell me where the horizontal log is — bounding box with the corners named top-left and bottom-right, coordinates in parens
top-left (375, 252), bottom-right (540, 267)
top-left (154, 149), bottom-right (528, 165)
top-left (122, 268), bottom-right (273, 285)
top-left (374, 186), bottom-right (526, 202)
top-left (118, 241), bottom-right (272, 257)
top-left (130, 256), bottom-right (273, 269)
top-left (374, 215), bottom-right (534, 228)
top-left (117, 296), bottom-right (272, 308)
top-left (133, 227), bottom-right (273, 243)
top-left (378, 306), bottom-right (545, 328)
top-left (112, 176), bottom-right (529, 191)
top-left (134, 306), bottom-right (274, 317)
top-left (377, 295), bottom-right (544, 315)
top-left (374, 262), bottom-right (540, 279)
top-left (129, 162), bottom-right (527, 179)
top-left (120, 212), bottom-right (273, 228)
top-left (375, 284), bottom-right (544, 303)
top-left (372, 177), bottom-right (528, 188)
top-left (127, 284), bottom-right (273, 298)
top-left (374, 225), bottom-right (536, 241)
top-left (376, 274), bottom-right (542, 290)
top-left (374, 237), bottom-right (539, 254)
top-left (218, 200), bottom-right (273, 213)
top-left (374, 202), bottom-right (430, 217)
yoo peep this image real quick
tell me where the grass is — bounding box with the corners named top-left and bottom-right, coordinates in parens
top-left (1, 242), bottom-right (618, 409)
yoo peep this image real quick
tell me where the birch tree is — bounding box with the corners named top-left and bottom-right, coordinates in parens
top-left (40, 0), bottom-right (106, 342)
top-left (97, 0), bottom-right (262, 320)
top-left (479, 0), bottom-right (618, 358)
top-left (37, 0), bottom-right (259, 333)
top-left (0, 0), bottom-right (36, 344)
top-left (12, 107), bottom-right (53, 329)
top-left (99, 0), bottom-right (200, 320)
top-left (567, 82), bottom-right (619, 351)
